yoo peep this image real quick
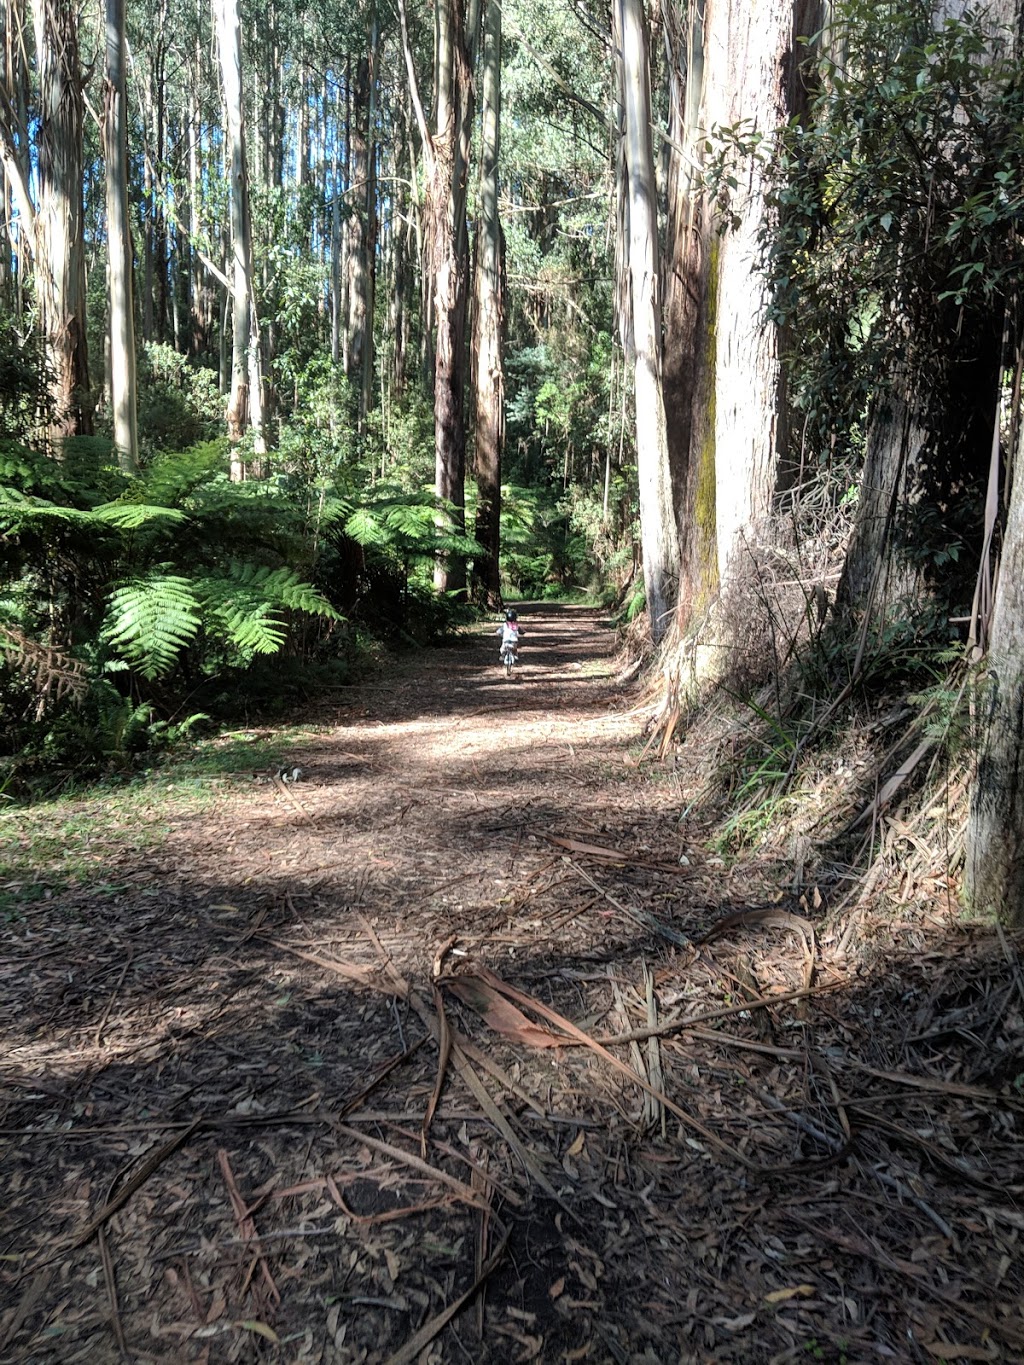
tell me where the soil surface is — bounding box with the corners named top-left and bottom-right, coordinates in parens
top-left (2, 603), bottom-right (1023, 1364)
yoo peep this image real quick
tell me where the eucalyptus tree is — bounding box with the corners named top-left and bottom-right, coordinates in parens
top-left (2, 0), bottom-right (94, 440)
top-left (214, 0), bottom-right (265, 463)
top-left (615, 0), bottom-right (678, 642)
top-left (661, 0), bottom-right (827, 637)
top-left (103, 0), bottom-right (139, 472)
top-left (346, 3), bottom-right (380, 428)
top-left (470, 0), bottom-right (504, 605)
top-left (398, 0), bottom-right (477, 592)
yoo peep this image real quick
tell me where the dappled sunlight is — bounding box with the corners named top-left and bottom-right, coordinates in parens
top-left (3, 606), bottom-right (1023, 1363)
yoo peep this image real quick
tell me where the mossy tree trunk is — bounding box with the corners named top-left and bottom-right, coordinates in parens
top-left (663, 0), bottom-right (824, 633)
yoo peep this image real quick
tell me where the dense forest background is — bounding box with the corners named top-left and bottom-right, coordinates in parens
top-left (3, 0), bottom-right (1024, 920)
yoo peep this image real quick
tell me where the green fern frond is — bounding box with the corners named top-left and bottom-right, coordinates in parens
top-left (344, 506), bottom-right (390, 548)
top-left (92, 502), bottom-right (188, 530)
top-left (0, 487), bottom-right (93, 527)
top-left (103, 572), bottom-right (201, 678)
top-left (217, 562), bottom-right (341, 619)
top-left (194, 562), bottom-right (340, 663)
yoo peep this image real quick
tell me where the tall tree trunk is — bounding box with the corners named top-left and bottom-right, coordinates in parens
top-left (31, 0), bottom-right (91, 441)
top-left (346, 9), bottom-right (378, 430)
top-left (965, 405), bottom-right (1024, 925)
top-left (102, 0), bottom-right (139, 472)
top-left (427, 0), bottom-right (473, 593)
top-left (215, 0), bottom-right (264, 467)
top-left (0, 0), bottom-right (32, 318)
top-left (662, 0), bottom-right (717, 624)
top-left (471, 0), bottom-right (504, 607)
top-left (665, 0), bottom-right (817, 639)
top-left (617, 0), bottom-right (679, 642)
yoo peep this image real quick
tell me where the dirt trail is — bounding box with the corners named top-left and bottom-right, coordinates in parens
top-left (2, 604), bottom-right (1023, 1363)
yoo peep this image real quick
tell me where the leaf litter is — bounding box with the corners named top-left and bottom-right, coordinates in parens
top-left (1, 603), bottom-right (1023, 1363)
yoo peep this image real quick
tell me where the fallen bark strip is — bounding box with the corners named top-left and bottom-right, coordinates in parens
top-left (421, 984), bottom-right (451, 1156)
top-left (263, 937), bottom-right (404, 994)
top-left (331, 1124), bottom-right (492, 1211)
top-left (444, 967), bottom-right (764, 1171)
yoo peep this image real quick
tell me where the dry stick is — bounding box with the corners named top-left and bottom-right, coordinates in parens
top-left (93, 950), bottom-right (133, 1048)
top-left (460, 968), bottom-right (764, 1171)
top-left (270, 772), bottom-right (316, 823)
top-left (383, 1229), bottom-right (511, 1365)
top-left (471, 1156), bottom-right (492, 1341)
top-left (331, 1125), bottom-right (491, 1211)
top-left (354, 917), bottom-right (569, 1209)
top-left (858, 1161), bottom-right (956, 1243)
top-left (421, 984), bottom-right (452, 1157)
top-left (72, 1117), bottom-right (203, 1249)
top-left (567, 858), bottom-right (691, 948)
top-left (263, 936), bottom-right (404, 995)
top-left (597, 979), bottom-right (843, 1046)
top-left (216, 1149), bottom-right (280, 1309)
top-left (450, 1044), bottom-right (567, 1210)
top-left (97, 1226), bottom-right (129, 1360)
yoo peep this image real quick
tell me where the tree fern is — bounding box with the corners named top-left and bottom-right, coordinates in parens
top-left (103, 573), bottom-right (201, 678)
top-left (194, 562), bottom-right (341, 665)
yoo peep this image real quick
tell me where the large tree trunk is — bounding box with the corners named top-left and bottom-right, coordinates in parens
top-left (965, 410), bottom-right (1024, 925)
top-left (617, 0), bottom-right (679, 642)
top-left (661, 0), bottom-right (716, 624)
top-left (346, 9), bottom-right (379, 429)
top-left (31, 0), bottom-right (91, 441)
top-left (102, 0), bottom-right (139, 473)
top-left (0, 0), bottom-right (33, 320)
top-left (215, 0), bottom-right (264, 468)
top-left (663, 0), bottom-right (823, 640)
top-left (428, 0), bottom-right (473, 594)
top-left (470, 0), bottom-right (504, 607)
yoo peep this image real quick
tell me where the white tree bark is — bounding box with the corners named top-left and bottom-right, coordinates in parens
top-left (214, 0), bottom-right (264, 467)
top-left (965, 413), bottom-right (1024, 925)
top-left (617, 0), bottom-right (679, 641)
top-left (102, 0), bottom-right (139, 473)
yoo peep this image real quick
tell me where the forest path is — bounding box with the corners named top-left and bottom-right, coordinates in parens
top-left (3, 604), bottom-right (1023, 1363)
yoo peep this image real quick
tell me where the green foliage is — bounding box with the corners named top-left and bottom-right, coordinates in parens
top-left (103, 573), bottom-right (201, 677)
top-left (761, 0), bottom-right (1023, 468)
top-left (136, 344), bottom-right (223, 453)
top-left (0, 311), bottom-right (47, 441)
